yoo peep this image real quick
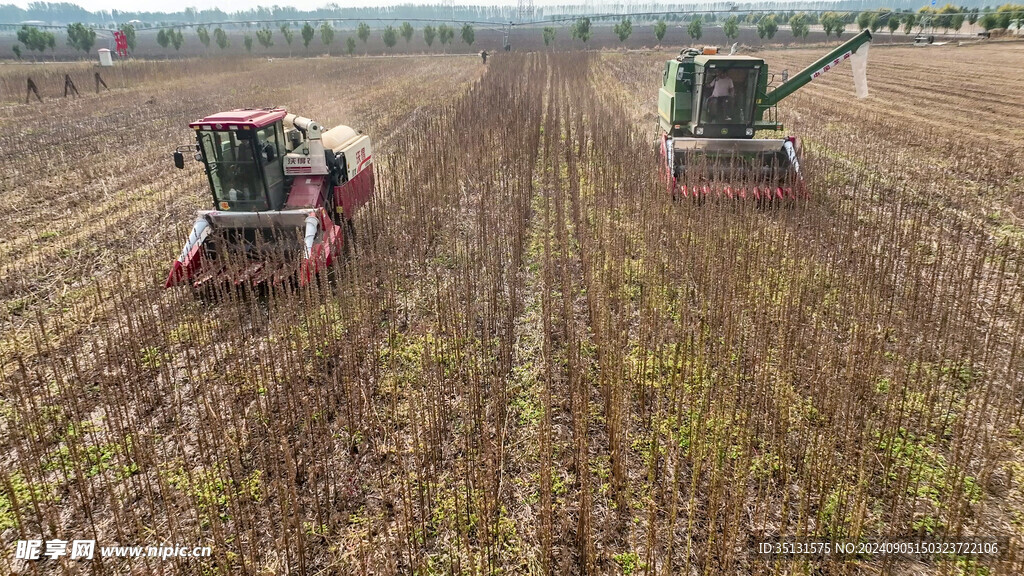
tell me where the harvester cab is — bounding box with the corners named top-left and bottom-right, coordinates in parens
top-left (660, 47), bottom-right (766, 140)
top-left (658, 29), bottom-right (873, 200)
top-left (177, 110), bottom-right (288, 212)
top-left (166, 108), bottom-right (375, 290)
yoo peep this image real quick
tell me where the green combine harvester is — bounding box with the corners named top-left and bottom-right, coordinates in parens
top-left (658, 29), bottom-right (873, 200)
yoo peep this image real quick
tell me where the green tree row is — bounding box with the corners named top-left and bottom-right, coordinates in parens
top-left (564, 15), bottom-right (777, 44)
top-left (557, 4), bottom-right (1021, 47)
top-left (10, 6), bottom-right (1024, 61)
top-left (8, 20), bottom-right (479, 60)
top-left (193, 22), bottom-right (476, 55)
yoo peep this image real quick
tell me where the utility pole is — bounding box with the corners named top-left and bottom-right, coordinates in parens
top-left (517, 0), bottom-right (534, 24)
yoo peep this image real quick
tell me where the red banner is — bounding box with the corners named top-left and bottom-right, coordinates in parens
top-left (114, 31), bottom-right (128, 57)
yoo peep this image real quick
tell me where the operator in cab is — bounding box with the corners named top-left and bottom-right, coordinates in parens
top-left (223, 138), bottom-right (264, 203)
top-left (706, 69), bottom-right (735, 122)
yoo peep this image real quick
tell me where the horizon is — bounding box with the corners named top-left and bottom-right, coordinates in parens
top-left (1, 0), bottom-right (883, 16)
top-left (6, 1), bottom-right (659, 12)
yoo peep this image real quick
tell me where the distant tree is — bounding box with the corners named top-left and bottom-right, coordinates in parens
top-left (613, 18), bottom-right (632, 42)
top-left (950, 11), bottom-right (966, 32)
top-left (757, 14), bottom-right (779, 39)
top-left (301, 23), bottom-right (314, 50)
top-left (461, 24), bottom-right (475, 45)
top-left (357, 22), bottom-right (370, 45)
top-left (424, 24), bottom-right (437, 46)
top-left (438, 24), bottom-right (454, 49)
top-left (857, 11), bottom-right (873, 30)
top-left (1001, 7), bottom-right (1015, 29)
top-left (400, 22), bottom-right (414, 43)
top-left (967, 8), bottom-right (979, 25)
top-left (979, 12), bottom-right (998, 30)
top-left (835, 15), bottom-right (847, 37)
top-left (170, 29), bottom-right (184, 51)
top-left (66, 22), bottom-right (96, 53)
top-left (654, 19), bottom-right (667, 42)
top-left (821, 11), bottom-right (837, 36)
top-left (543, 26), bottom-right (556, 46)
top-left (156, 29), bottom-right (169, 51)
top-left (900, 14), bottom-right (914, 34)
top-left (118, 23), bottom-right (136, 52)
top-left (215, 27), bottom-right (229, 50)
top-left (935, 4), bottom-right (960, 31)
top-left (790, 13), bottom-right (810, 38)
top-left (995, 4), bottom-right (1017, 29)
top-left (993, 8), bottom-right (1008, 30)
top-left (256, 28), bottom-right (273, 50)
top-left (871, 9), bottom-right (891, 32)
top-left (280, 24), bottom-right (294, 55)
top-left (346, 36), bottom-right (356, 55)
top-left (12, 45), bottom-right (21, 59)
top-left (320, 22), bottom-right (334, 53)
top-left (571, 17), bottom-right (592, 42)
top-left (196, 26), bottom-right (210, 51)
top-left (244, 34), bottom-right (253, 52)
top-left (918, 7), bottom-right (936, 31)
top-left (17, 25), bottom-right (55, 58)
top-left (888, 13), bottom-right (902, 33)
top-left (382, 25), bottom-right (398, 49)
top-left (723, 15), bottom-right (740, 40)
top-left (687, 16), bottom-right (703, 40)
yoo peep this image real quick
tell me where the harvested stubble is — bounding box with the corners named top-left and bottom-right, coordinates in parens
top-left (1, 51), bottom-right (1022, 576)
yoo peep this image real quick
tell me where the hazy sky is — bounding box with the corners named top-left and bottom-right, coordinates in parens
top-left (11, 0), bottom-right (625, 14)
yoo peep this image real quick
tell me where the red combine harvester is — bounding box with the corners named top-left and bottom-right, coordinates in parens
top-left (166, 108), bottom-right (374, 289)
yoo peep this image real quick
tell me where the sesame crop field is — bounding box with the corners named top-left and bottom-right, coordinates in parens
top-left (1, 41), bottom-right (1023, 576)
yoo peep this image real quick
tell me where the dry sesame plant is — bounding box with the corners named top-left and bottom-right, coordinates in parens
top-left (2, 46), bottom-right (1024, 576)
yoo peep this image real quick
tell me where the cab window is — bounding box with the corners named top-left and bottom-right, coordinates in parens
top-left (198, 130), bottom-right (266, 208)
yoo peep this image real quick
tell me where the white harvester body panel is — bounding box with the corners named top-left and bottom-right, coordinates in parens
top-left (322, 126), bottom-right (359, 149)
top-left (322, 125), bottom-right (373, 180)
top-left (284, 151), bottom-right (329, 176)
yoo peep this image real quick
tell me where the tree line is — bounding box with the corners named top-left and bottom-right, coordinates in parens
top-left (555, 3), bottom-right (1019, 46)
top-left (0, 2), bottom-right (1013, 28)
top-left (0, 3), bottom-right (521, 27)
top-left (9, 20), bottom-right (482, 59)
top-left (8, 4), bottom-right (1023, 60)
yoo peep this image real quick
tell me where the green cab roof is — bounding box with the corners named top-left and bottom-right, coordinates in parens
top-left (694, 54), bottom-right (764, 65)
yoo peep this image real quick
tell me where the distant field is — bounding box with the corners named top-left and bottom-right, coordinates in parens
top-left (1, 39), bottom-right (1023, 575)
top-left (0, 22), bottom-right (989, 61)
